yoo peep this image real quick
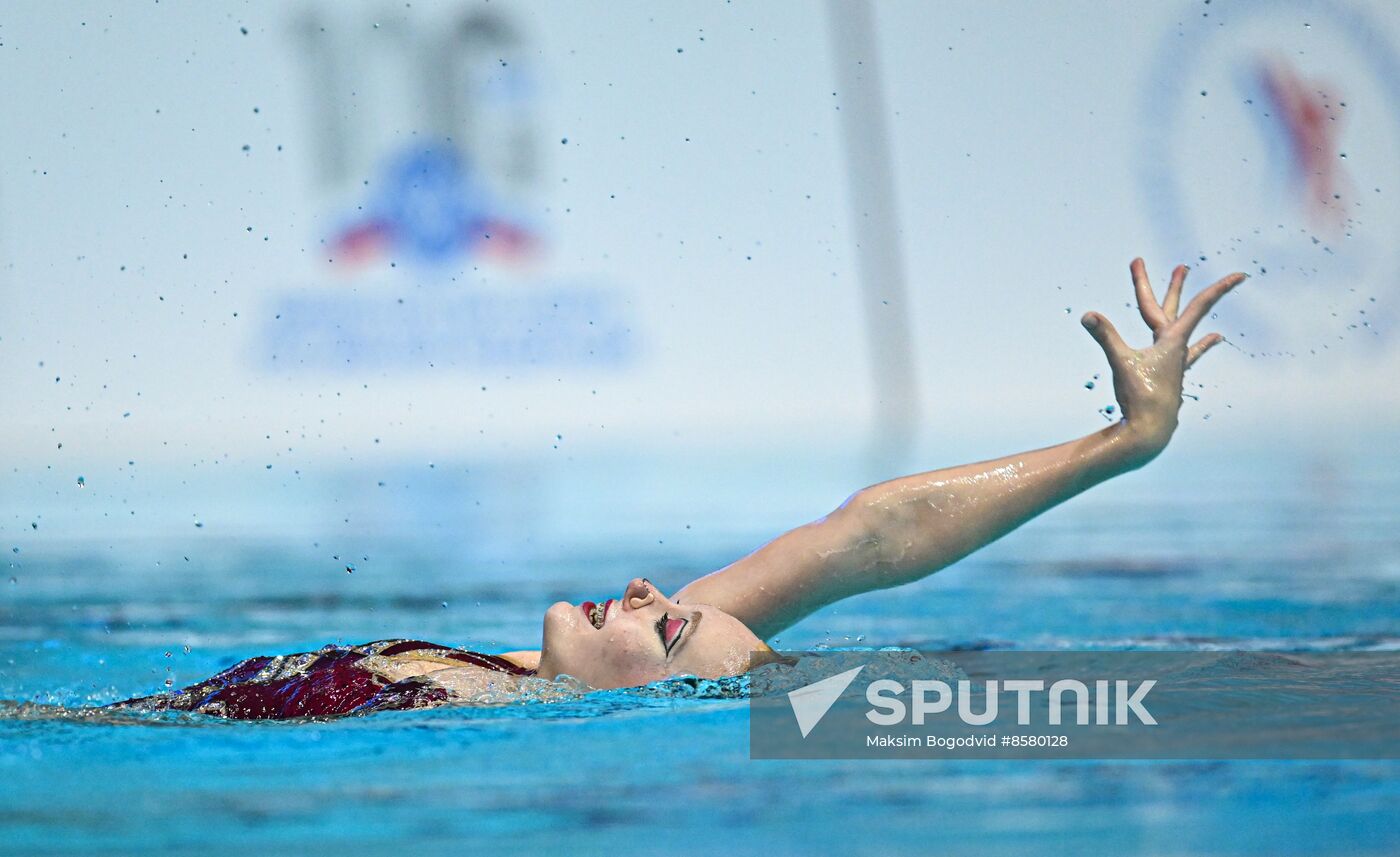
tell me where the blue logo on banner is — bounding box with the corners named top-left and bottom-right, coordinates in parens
top-left (331, 146), bottom-right (536, 267)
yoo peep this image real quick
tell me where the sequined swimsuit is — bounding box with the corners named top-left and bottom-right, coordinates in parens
top-left (109, 640), bottom-right (535, 720)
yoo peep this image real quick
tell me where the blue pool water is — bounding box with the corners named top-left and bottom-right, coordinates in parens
top-left (2, 451), bottom-right (1398, 855)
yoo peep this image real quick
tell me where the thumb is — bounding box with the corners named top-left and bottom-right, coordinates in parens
top-left (1081, 312), bottom-right (1128, 362)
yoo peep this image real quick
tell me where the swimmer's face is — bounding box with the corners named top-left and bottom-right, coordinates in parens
top-left (537, 578), bottom-right (766, 688)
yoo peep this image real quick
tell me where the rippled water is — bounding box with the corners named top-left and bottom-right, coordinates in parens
top-left (2, 454), bottom-right (1398, 855)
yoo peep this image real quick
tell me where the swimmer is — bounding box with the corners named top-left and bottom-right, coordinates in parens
top-left (111, 258), bottom-right (1246, 719)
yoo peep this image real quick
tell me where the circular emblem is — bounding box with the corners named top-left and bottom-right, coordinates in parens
top-left (1139, 0), bottom-right (1400, 352)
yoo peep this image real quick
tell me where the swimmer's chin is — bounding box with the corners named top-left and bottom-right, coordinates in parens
top-left (537, 601), bottom-right (583, 679)
top-left (542, 600), bottom-right (588, 634)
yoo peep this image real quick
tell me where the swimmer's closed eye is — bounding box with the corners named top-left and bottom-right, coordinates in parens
top-left (657, 613), bottom-right (688, 654)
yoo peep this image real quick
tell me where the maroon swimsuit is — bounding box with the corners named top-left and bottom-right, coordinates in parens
top-left (110, 640), bottom-right (535, 720)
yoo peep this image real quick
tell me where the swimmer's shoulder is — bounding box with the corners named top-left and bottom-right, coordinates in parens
top-left (499, 650), bottom-right (540, 671)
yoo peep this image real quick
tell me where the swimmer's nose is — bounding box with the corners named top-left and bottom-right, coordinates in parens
top-left (622, 578), bottom-right (655, 611)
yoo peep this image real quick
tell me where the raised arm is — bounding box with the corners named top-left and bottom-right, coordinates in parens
top-left (677, 259), bottom-right (1246, 639)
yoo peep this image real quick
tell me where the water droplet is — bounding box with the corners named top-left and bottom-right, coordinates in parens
top-left (76, 476), bottom-right (85, 487)
top-left (345, 563), bottom-right (356, 573)
top-left (164, 678), bottom-right (174, 687)
top-left (1084, 380), bottom-right (1095, 390)
top-left (194, 520), bottom-right (203, 528)
top-left (1338, 152), bottom-right (1347, 159)
top-left (183, 645), bottom-right (192, 654)
top-left (164, 651), bottom-right (172, 658)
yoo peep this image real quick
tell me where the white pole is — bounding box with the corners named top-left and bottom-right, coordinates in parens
top-left (825, 0), bottom-right (920, 473)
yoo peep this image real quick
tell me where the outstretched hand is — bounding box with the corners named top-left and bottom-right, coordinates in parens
top-left (1081, 258), bottom-right (1247, 458)
top-left (677, 257), bottom-right (1250, 637)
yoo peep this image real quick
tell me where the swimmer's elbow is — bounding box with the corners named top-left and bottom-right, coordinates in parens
top-left (828, 488), bottom-right (922, 584)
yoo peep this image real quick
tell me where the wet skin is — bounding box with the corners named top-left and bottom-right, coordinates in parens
top-left (535, 578), bottom-right (766, 687)
top-left (393, 259), bottom-right (1246, 692)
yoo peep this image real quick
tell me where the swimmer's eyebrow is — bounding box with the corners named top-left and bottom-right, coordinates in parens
top-left (678, 609), bottom-right (702, 651)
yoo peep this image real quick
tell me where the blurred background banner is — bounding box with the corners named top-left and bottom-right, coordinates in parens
top-left (2, 0), bottom-right (1399, 552)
